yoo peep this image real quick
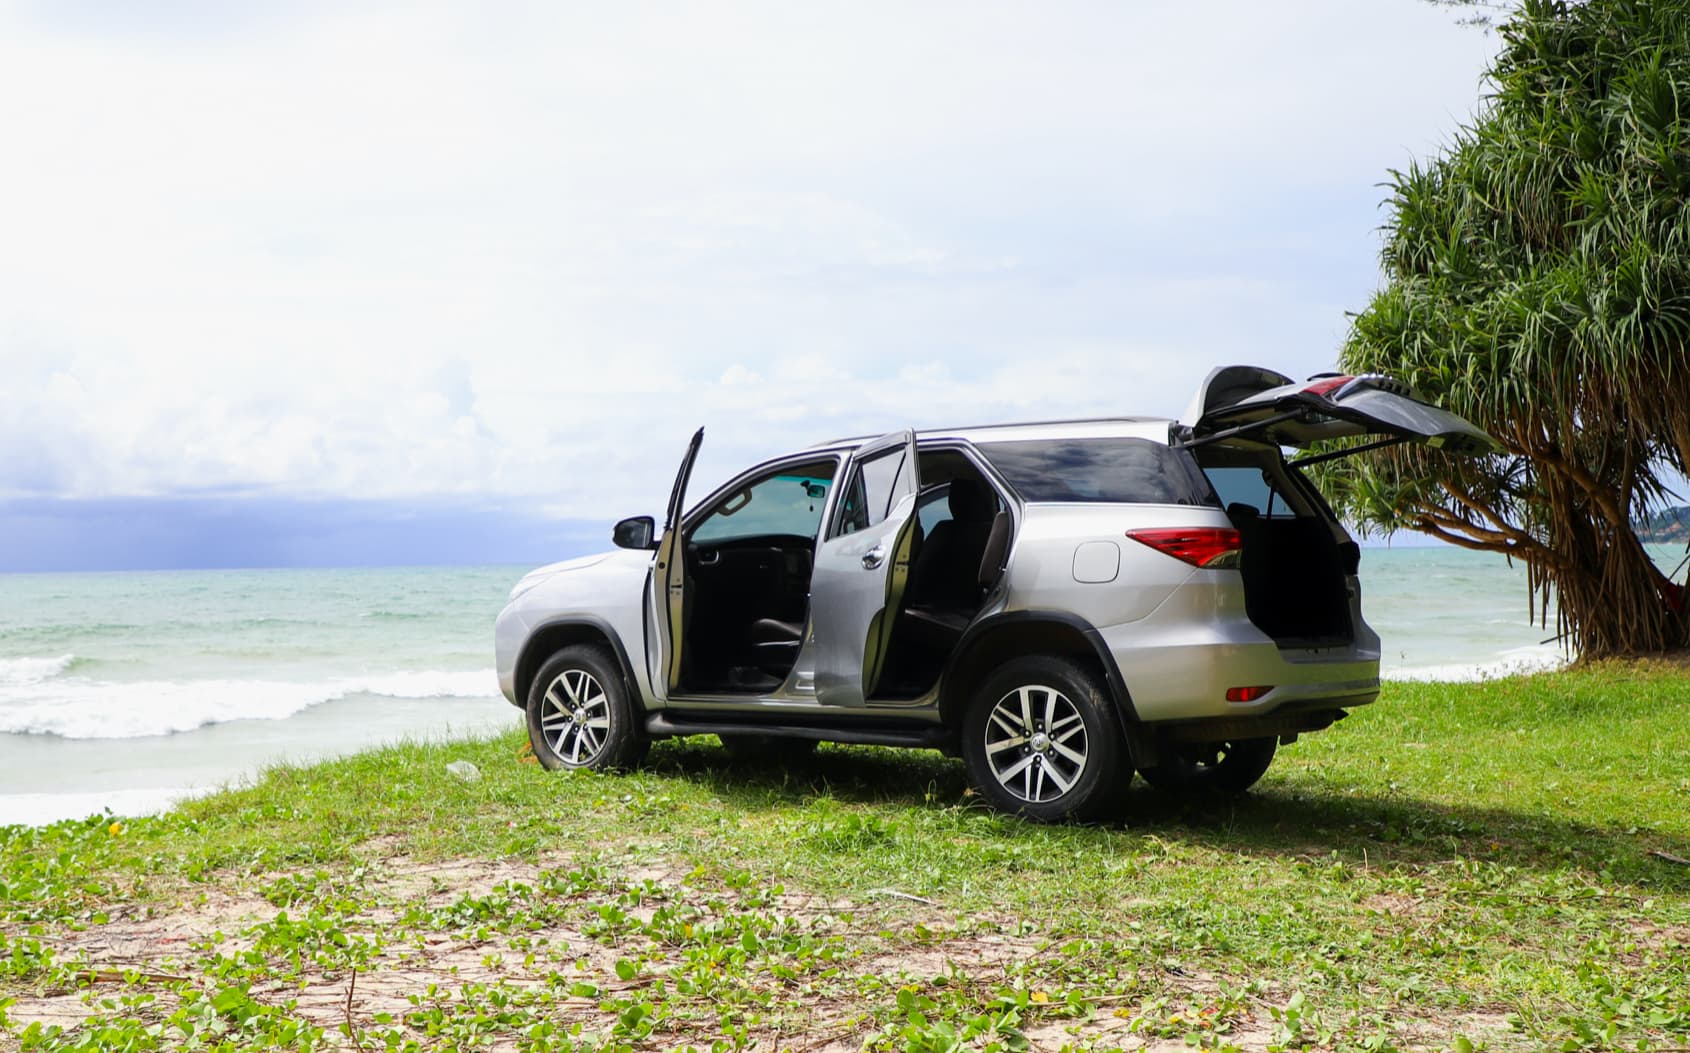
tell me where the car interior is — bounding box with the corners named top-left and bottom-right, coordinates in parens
top-left (676, 457), bottom-right (837, 693)
top-left (876, 451), bottom-right (1012, 698)
top-left (675, 446), bottom-right (1011, 697)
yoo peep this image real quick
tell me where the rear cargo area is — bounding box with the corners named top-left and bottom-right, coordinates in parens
top-left (1229, 506), bottom-right (1355, 645)
top-left (1195, 447), bottom-right (1356, 647)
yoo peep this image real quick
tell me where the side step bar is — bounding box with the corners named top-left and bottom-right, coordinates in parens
top-left (645, 713), bottom-right (952, 750)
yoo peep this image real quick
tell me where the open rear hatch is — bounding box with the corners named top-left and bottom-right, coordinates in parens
top-left (1178, 366), bottom-right (1497, 650)
top-left (1180, 365), bottom-right (1498, 457)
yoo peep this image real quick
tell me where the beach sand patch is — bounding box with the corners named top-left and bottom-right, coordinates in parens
top-left (0, 853), bottom-right (1560, 1051)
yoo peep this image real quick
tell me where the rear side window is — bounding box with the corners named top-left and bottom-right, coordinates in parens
top-left (830, 446), bottom-right (911, 537)
top-left (978, 438), bottom-right (1220, 506)
top-left (1204, 466), bottom-right (1297, 519)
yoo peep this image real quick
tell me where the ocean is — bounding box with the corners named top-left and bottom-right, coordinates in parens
top-left (0, 546), bottom-right (1680, 826)
top-left (0, 566), bottom-right (516, 827)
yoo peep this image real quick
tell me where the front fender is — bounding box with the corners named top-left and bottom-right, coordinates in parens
top-left (495, 549), bottom-right (655, 706)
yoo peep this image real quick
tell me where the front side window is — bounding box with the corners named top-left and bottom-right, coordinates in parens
top-left (690, 459), bottom-right (837, 543)
top-left (977, 438), bottom-right (1219, 506)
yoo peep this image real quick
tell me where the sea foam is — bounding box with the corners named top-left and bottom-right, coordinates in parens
top-left (0, 655), bottom-right (78, 685)
top-left (0, 668), bottom-right (498, 740)
top-left (1383, 643), bottom-right (1567, 682)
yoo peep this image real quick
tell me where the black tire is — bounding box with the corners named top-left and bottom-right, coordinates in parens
top-left (526, 645), bottom-right (648, 772)
top-left (960, 655), bottom-right (1130, 822)
top-left (1138, 737), bottom-right (1276, 795)
top-left (718, 734), bottom-right (819, 762)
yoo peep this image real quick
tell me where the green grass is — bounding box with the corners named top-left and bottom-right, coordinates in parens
top-left (2, 666), bottom-right (1688, 1051)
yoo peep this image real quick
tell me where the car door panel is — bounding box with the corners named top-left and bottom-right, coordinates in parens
top-left (647, 428), bottom-right (705, 698)
top-left (809, 430), bottom-right (920, 707)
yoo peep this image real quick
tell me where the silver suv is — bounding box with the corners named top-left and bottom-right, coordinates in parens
top-left (494, 366), bottom-right (1491, 821)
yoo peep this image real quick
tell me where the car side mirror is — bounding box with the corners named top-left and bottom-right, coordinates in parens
top-left (612, 515), bottom-right (657, 550)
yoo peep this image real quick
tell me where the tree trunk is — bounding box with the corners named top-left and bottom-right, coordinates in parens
top-left (1403, 456), bottom-right (1690, 659)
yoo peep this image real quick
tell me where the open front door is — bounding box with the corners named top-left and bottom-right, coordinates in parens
top-left (1182, 366), bottom-right (1498, 457)
top-left (810, 429), bottom-right (921, 707)
top-left (648, 427), bottom-right (704, 697)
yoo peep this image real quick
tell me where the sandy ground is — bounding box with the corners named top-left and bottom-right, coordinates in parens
top-left (2, 846), bottom-right (1322, 1051)
top-left (3, 841), bottom-right (1535, 1052)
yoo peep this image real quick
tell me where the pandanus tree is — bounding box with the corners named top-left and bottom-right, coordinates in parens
top-left (1322, 0), bottom-right (1690, 658)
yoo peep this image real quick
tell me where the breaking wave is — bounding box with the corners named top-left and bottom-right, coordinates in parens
top-left (0, 668), bottom-right (497, 740)
top-left (0, 655), bottom-right (83, 685)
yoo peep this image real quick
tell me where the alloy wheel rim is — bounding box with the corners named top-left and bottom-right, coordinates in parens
top-left (539, 669), bottom-right (612, 765)
top-left (983, 684), bottom-right (1088, 803)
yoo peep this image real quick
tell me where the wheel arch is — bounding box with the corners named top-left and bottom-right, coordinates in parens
top-left (938, 611), bottom-right (1151, 765)
top-left (516, 617), bottom-right (644, 711)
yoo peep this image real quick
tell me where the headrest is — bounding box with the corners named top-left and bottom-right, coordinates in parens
top-left (948, 478), bottom-right (996, 522)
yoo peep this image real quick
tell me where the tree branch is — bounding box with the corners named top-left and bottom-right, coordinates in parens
top-left (1410, 516), bottom-right (1518, 554)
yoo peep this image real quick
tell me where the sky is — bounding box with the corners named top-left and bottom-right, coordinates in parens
top-left (0, 1), bottom-right (1501, 571)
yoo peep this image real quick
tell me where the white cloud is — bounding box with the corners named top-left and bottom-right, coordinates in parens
top-left (0, 1), bottom-right (1499, 519)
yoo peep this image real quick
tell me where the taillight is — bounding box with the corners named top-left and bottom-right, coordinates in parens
top-left (1226, 685), bottom-right (1273, 703)
top-left (1302, 374), bottom-right (1354, 397)
top-left (1125, 527), bottom-right (1242, 569)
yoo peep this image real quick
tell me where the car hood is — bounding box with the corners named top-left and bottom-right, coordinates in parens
top-left (508, 552), bottom-right (615, 600)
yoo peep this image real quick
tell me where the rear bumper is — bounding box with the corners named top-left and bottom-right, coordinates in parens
top-left (1097, 584), bottom-right (1381, 723)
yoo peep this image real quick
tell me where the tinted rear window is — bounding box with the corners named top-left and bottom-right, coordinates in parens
top-left (978, 438), bottom-right (1221, 505)
top-left (1203, 466), bottom-right (1297, 519)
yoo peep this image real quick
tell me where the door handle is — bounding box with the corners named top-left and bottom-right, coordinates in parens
top-left (862, 544), bottom-right (887, 570)
top-left (697, 550), bottom-right (720, 566)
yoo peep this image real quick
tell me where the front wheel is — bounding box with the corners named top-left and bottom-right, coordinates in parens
top-left (526, 645), bottom-right (648, 772)
top-left (1138, 737), bottom-right (1276, 795)
top-left (961, 656), bottom-right (1129, 822)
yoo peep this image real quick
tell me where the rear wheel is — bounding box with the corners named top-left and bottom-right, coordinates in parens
top-left (526, 645), bottom-right (648, 771)
top-left (1138, 737), bottom-right (1276, 795)
top-left (961, 655), bottom-right (1129, 822)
